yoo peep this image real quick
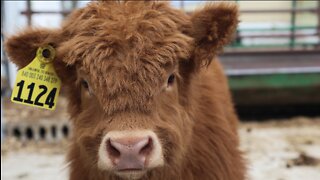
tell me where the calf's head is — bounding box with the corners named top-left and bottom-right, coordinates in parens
top-left (5, 1), bottom-right (238, 179)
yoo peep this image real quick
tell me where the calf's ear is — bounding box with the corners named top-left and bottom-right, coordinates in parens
top-left (4, 28), bottom-right (60, 69)
top-left (4, 28), bottom-right (75, 83)
top-left (190, 2), bottom-right (239, 68)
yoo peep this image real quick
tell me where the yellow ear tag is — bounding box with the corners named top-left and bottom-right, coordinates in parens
top-left (11, 45), bottom-right (61, 110)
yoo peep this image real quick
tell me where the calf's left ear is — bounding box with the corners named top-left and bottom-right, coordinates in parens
top-left (190, 2), bottom-right (239, 67)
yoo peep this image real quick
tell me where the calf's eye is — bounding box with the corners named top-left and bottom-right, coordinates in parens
top-left (167, 74), bottom-right (175, 86)
top-left (80, 79), bottom-right (94, 95)
top-left (81, 80), bottom-right (89, 89)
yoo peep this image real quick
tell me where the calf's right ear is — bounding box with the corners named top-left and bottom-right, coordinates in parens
top-left (5, 28), bottom-right (60, 69)
top-left (4, 28), bottom-right (76, 84)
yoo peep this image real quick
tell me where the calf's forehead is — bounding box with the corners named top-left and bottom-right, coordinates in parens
top-left (59, 1), bottom-right (193, 67)
top-left (77, 54), bottom-right (165, 115)
top-left (57, 2), bottom-right (193, 114)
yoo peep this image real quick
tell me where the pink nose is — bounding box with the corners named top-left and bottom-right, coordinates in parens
top-left (106, 136), bottom-right (153, 171)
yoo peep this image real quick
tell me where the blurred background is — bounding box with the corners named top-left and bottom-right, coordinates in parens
top-left (1, 1), bottom-right (320, 180)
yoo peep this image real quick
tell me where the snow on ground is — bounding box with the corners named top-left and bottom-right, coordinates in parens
top-left (1, 152), bottom-right (68, 180)
top-left (1, 117), bottom-right (320, 180)
top-left (239, 117), bottom-right (320, 180)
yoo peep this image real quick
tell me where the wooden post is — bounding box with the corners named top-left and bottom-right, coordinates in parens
top-left (180, 1), bottom-right (184, 11)
top-left (317, 1), bottom-right (320, 49)
top-left (290, 0), bottom-right (297, 49)
top-left (26, 0), bottom-right (32, 26)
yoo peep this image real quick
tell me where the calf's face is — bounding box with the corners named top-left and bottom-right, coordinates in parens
top-left (5, 1), bottom-right (238, 179)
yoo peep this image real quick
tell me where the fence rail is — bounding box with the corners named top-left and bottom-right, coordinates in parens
top-left (20, 0), bottom-right (320, 51)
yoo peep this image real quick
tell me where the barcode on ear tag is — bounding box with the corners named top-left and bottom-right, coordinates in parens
top-left (11, 45), bottom-right (61, 110)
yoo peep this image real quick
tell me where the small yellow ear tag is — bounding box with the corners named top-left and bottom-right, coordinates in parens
top-left (11, 45), bottom-right (61, 110)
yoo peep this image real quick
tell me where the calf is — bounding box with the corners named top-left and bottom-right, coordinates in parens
top-left (5, 1), bottom-right (246, 180)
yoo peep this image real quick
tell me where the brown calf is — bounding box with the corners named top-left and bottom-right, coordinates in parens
top-left (5, 1), bottom-right (246, 180)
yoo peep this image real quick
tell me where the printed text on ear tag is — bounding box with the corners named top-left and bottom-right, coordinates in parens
top-left (11, 45), bottom-right (61, 110)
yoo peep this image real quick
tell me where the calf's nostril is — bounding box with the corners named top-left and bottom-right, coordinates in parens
top-left (139, 137), bottom-right (153, 156)
top-left (107, 139), bottom-right (121, 159)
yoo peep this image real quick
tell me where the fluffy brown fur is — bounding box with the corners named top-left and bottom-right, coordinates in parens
top-left (5, 1), bottom-right (245, 180)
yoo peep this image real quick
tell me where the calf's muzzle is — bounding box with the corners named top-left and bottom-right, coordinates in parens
top-left (98, 130), bottom-right (164, 176)
top-left (107, 136), bottom-right (153, 170)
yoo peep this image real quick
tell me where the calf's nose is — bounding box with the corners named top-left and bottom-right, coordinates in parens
top-left (106, 136), bottom-right (153, 171)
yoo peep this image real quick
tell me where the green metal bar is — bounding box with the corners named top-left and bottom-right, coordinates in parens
top-left (317, 1), bottom-right (320, 48)
top-left (290, 0), bottom-right (297, 49)
top-left (237, 26), bottom-right (318, 32)
top-left (232, 0), bottom-right (241, 47)
top-left (228, 73), bottom-right (320, 90)
top-left (227, 42), bottom-right (318, 49)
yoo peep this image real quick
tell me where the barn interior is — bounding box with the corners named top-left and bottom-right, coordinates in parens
top-left (1, 1), bottom-right (320, 180)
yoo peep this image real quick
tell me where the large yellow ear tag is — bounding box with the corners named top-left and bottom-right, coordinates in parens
top-left (11, 45), bottom-right (61, 110)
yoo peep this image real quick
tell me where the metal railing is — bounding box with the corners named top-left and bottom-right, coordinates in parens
top-left (16, 0), bottom-right (320, 51)
top-left (232, 0), bottom-right (320, 50)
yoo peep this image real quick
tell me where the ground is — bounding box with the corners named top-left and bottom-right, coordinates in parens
top-left (1, 98), bottom-right (320, 180)
top-left (239, 117), bottom-right (320, 180)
